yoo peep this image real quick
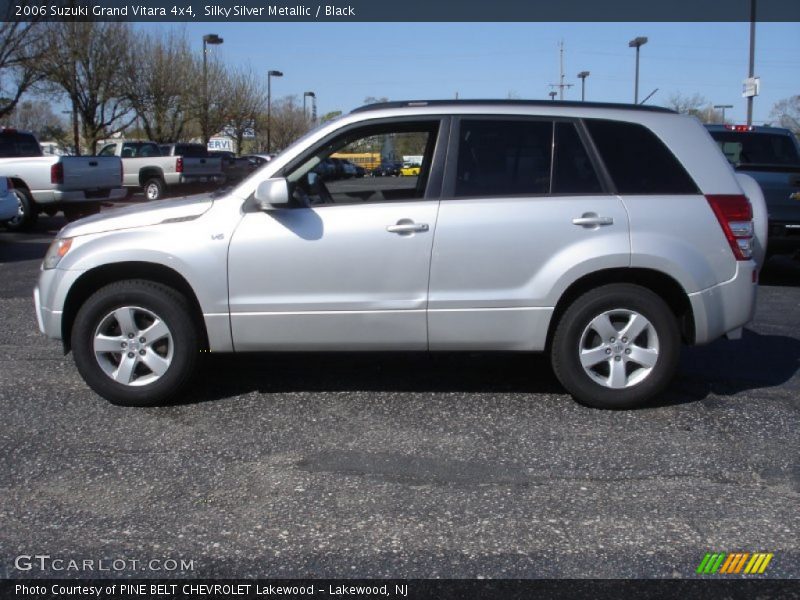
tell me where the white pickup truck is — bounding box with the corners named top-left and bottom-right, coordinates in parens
top-left (0, 127), bottom-right (126, 231)
top-left (97, 140), bottom-right (224, 201)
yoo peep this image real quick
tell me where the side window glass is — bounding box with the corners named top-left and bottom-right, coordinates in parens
top-left (552, 122), bottom-right (602, 194)
top-left (99, 144), bottom-right (117, 157)
top-left (285, 122), bottom-right (439, 206)
top-left (455, 119), bottom-right (552, 197)
top-left (584, 119), bottom-right (699, 194)
top-left (139, 144), bottom-right (158, 157)
top-left (121, 143), bottom-right (136, 158)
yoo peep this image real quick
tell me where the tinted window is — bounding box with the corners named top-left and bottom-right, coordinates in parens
top-left (98, 144), bottom-right (117, 157)
top-left (709, 131), bottom-right (800, 167)
top-left (0, 132), bottom-right (42, 157)
top-left (552, 122), bottom-right (602, 194)
top-left (175, 144), bottom-right (208, 158)
top-left (585, 120), bottom-right (698, 194)
top-left (455, 119), bottom-right (552, 197)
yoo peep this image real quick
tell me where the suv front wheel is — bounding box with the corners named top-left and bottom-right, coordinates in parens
top-left (551, 284), bottom-right (680, 409)
top-left (71, 280), bottom-right (200, 406)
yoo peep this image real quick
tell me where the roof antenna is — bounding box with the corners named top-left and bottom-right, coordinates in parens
top-left (640, 88), bottom-right (659, 105)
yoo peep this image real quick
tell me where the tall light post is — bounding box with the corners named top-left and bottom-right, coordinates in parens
top-left (714, 104), bottom-right (734, 123)
top-left (303, 91), bottom-right (316, 123)
top-left (266, 70), bottom-right (283, 153)
top-left (548, 91), bottom-right (557, 101)
top-left (628, 36), bottom-right (648, 104)
top-left (746, 0), bottom-right (757, 126)
top-left (577, 71), bottom-right (590, 101)
top-left (202, 33), bottom-right (223, 146)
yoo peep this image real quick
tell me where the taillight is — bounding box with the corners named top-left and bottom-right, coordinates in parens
top-left (176, 157), bottom-right (183, 173)
top-left (50, 162), bottom-right (64, 184)
top-left (724, 124), bottom-right (754, 132)
top-left (705, 194), bottom-right (754, 261)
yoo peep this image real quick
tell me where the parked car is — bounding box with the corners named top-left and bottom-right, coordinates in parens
top-left (371, 161), bottom-right (402, 177)
top-left (400, 163), bottom-right (421, 176)
top-left (706, 124), bottom-right (799, 256)
top-left (0, 127), bottom-right (126, 230)
top-left (97, 140), bottom-right (223, 201)
top-left (241, 154), bottom-right (273, 169)
top-left (313, 158), bottom-right (337, 180)
top-left (0, 176), bottom-right (19, 222)
top-left (35, 99), bottom-right (765, 409)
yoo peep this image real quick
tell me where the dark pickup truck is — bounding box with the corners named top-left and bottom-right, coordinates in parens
top-left (706, 124), bottom-right (800, 256)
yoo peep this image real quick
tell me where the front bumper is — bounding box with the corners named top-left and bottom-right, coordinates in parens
top-left (688, 261), bottom-right (758, 345)
top-left (34, 266), bottom-right (83, 341)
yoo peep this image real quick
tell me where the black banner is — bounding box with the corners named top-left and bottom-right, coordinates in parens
top-left (2, 579), bottom-right (800, 600)
top-left (2, 0), bottom-right (800, 22)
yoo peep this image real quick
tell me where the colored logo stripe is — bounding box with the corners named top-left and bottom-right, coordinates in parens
top-left (697, 552), bottom-right (773, 575)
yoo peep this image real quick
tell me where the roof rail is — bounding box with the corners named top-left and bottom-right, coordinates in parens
top-left (351, 99), bottom-right (675, 114)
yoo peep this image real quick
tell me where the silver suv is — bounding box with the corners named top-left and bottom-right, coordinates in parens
top-left (34, 100), bottom-right (766, 409)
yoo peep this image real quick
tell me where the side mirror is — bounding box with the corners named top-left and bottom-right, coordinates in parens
top-left (254, 177), bottom-right (290, 210)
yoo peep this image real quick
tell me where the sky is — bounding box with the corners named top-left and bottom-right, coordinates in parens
top-left (144, 21), bottom-right (799, 125)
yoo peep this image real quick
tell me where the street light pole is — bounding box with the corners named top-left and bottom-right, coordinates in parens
top-left (577, 71), bottom-right (590, 101)
top-left (202, 34), bottom-right (223, 146)
top-left (714, 104), bottom-right (734, 123)
top-left (303, 91), bottom-right (316, 123)
top-left (628, 36), bottom-right (648, 104)
top-left (548, 91), bottom-right (557, 101)
top-left (267, 70), bottom-right (283, 153)
top-left (747, 0), bottom-right (756, 126)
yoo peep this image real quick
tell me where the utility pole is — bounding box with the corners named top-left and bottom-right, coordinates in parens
top-left (714, 104), bottom-right (734, 123)
top-left (577, 71), bottom-right (590, 101)
top-left (746, 0), bottom-right (756, 126)
top-left (549, 41), bottom-right (573, 100)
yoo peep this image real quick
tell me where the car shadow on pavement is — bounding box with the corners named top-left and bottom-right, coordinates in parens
top-left (179, 327), bottom-right (799, 407)
top-left (759, 254), bottom-right (800, 287)
top-left (0, 237), bottom-right (50, 263)
top-left (183, 351), bottom-right (563, 405)
top-left (656, 328), bottom-right (800, 407)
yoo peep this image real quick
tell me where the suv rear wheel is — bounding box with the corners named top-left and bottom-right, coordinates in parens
top-left (551, 284), bottom-right (680, 409)
top-left (71, 280), bottom-right (200, 406)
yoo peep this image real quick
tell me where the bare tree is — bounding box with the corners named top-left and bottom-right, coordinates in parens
top-left (267, 95), bottom-right (310, 152)
top-left (6, 99), bottom-right (67, 141)
top-left (769, 95), bottom-right (800, 135)
top-left (666, 92), bottom-right (722, 124)
top-left (189, 54), bottom-right (235, 147)
top-left (225, 68), bottom-right (266, 154)
top-left (121, 30), bottom-right (198, 143)
top-left (0, 22), bottom-right (46, 119)
top-left (39, 22), bottom-right (134, 154)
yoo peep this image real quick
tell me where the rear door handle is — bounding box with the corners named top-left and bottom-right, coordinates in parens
top-left (572, 214), bottom-right (614, 228)
top-left (387, 221), bottom-right (429, 234)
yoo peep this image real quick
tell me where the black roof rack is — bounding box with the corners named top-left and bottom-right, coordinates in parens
top-left (351, 99), bottom-right (675, 114)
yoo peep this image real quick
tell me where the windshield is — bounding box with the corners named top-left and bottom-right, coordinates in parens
top-left (710, 131), bottom-right (800, 167)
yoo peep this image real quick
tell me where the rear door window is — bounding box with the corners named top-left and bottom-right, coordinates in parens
top-left (552, 122), bottom-right (602, 194)
top-left (0, 132), bottom-right (42, 157)
top-left (454, 119), bottom-right (552, 197)
top-left (584, 119), bottom-right (699, 194)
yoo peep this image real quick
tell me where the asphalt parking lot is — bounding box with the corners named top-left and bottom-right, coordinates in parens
top-left (0, 203), bottom-right (798, 580)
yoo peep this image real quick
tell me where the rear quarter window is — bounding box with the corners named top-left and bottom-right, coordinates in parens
top-left (585, 119), bottom-right (699, 195)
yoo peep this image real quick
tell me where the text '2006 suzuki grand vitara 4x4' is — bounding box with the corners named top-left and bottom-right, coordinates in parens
top-left (35, 100), bottom-right (767, 409)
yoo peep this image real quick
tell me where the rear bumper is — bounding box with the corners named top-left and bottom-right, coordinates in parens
top-left (179, 174), bottom-right (225, 185)
top-left (688, 261), bottom-right (757, 345)
top-left (31, 187), bottom-right (127, 205)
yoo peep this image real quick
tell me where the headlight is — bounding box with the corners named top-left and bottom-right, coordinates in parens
top-left (43, 237), bottom-right (73, 270)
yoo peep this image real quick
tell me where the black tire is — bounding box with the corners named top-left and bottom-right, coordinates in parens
top-left (551, 283), bottom-right (680, 409)
top-left (4, 189), bottom-right (38, 232)
top-left (143, 177), bottom-right (165, 201)
top-left (71, 280), bottom-right (200, 406)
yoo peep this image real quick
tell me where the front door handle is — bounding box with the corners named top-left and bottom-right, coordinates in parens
top-left (387, 221), bottom-right (429, 234)
top-left (572, 213), bottom-right (614, 228)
